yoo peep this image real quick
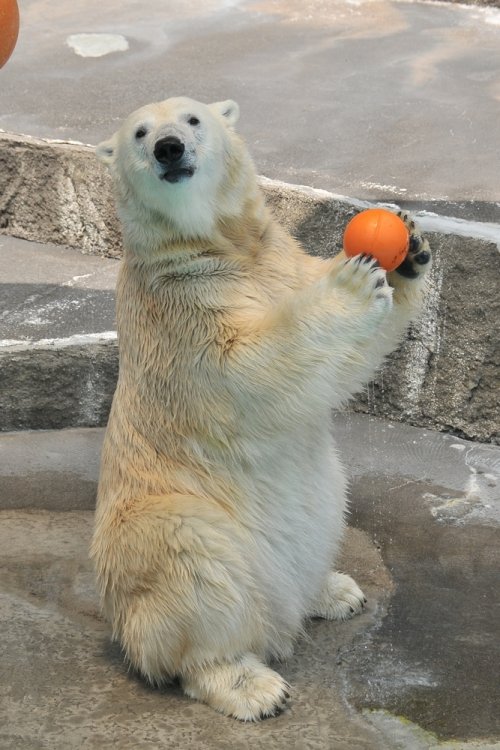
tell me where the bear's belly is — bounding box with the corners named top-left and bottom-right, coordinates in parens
top-left (232, 423), bottom-right (348, 647)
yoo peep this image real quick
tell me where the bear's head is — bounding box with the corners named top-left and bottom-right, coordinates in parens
top-left (97, 97), bottom-right (258, 246)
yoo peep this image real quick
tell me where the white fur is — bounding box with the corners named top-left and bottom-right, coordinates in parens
top-left (96, 97), bottom-right (250, 244)
top-left (91, 96), bottom-right (431, 721)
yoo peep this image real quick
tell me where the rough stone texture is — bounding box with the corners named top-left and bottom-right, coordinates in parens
top-left (264, 183), bottom-right (500, 445)
top-left (0, 134), bottom-right (360, 259)
top-left (262, 178), bottom-right (357, 259)
top-left (0, 136), bottom-right (499, 442)
top-left (0, 340), bottom-right (118, 432)
top-left (1, 414), bottom-right (499, 749)
top-left (352, 234), bottom-right (500, 444)
top-left (0, 134), bottom-right (121, 257)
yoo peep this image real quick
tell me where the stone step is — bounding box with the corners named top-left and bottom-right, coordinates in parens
top-left (1, 413), bottom-right (499, 516)
top-left (0, 236), bottom-right (118, 430)
top-left (0, 235), bottom-right (118, 342)
top-left (1, 139), bottom-right (499, 440)
top-left (1, 218), bottom-right (500, 441)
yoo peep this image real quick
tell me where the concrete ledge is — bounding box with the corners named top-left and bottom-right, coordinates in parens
top-left (1, 338), bottom-right (118, 431)
top-left (0, 427), bottom-right (103, 511)
top-left (1, 134), bottom-right (499, 441)
top-left (2, 415), bottom-right (498, 516)
top-left (0, 236), bottom-right (118, 431)
top-left (0, 133), bottom-right (121, 257)
top-left (3, 132), bottom-right (500, 257)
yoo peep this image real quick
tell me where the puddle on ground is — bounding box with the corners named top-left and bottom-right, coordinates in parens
top-left (365, 710), bottom-right (500, 750)
top-left (344, 475), bottom-right (500, 742)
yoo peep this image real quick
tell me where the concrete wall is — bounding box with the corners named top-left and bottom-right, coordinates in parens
top-left (1, 133), bottom-right (498, 443)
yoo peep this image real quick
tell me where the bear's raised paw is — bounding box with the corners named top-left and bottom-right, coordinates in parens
top-left (393, 212), bottom-right (432, 279)
top-left (332, 254), bottom-right (393, 323)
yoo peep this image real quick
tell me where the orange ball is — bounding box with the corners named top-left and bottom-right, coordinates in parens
top-left (343, 208), bottom-right (409, 272)
top-left (0, 0), bottom-right (19, 69)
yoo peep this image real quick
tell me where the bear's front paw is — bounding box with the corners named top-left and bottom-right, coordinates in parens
top-left (332, 254), bottom-right (393, 321)
top-left (393, 213), bottom-right (432, 280)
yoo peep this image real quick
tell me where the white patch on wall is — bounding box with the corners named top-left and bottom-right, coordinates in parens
top-left (66, 34), bottom-right (129, 58)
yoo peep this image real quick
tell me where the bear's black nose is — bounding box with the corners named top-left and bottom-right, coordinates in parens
top-left (154, 136), bottom-right (185, 165)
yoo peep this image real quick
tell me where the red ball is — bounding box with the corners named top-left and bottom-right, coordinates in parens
top-left (343, 208), bottom-right (409, 272)
top-left (0, 0), bottom-right (19, 68)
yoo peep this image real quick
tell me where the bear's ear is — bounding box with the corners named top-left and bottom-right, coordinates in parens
top-left (210, 100), bottom-right (240, 128)
top-left (96, 136), bottom-right (117, 166)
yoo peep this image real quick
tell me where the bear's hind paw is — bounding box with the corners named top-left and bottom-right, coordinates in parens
top-left (309, 571), bottom-right (367, 622)
top-left (182, 654), bottom-right (292, 722)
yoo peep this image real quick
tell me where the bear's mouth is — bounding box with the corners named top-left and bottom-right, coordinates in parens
top-left (161, 167), bottom-right (195, 184)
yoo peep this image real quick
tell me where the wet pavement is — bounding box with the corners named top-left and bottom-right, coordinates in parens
top-left (1, 415), bottom-right (499, 749)
top-left (2, 0), bottom-right (500, 220)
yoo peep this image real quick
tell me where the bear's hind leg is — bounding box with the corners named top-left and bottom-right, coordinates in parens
top-left (94, 493), bottom-right (285, 710)
top-left (182, 653), bottom-right (291, 721)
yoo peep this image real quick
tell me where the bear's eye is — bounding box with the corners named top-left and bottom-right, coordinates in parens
top-left (188, 116), bottom-right (200, 127)
top-left (135, 127), bottom-right (148, 140)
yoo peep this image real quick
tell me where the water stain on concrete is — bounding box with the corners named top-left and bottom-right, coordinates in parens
top-left (345, 475), bottom-right (500, 742)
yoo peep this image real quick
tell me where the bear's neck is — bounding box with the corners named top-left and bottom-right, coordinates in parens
top-left (120, 184), bottom-right (272, 268)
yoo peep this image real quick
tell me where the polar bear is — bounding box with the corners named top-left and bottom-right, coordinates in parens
top-left (91, 96), bottom-right (431, 721)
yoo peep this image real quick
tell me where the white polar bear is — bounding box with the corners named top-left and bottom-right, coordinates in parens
top-left (91, 96), bottom-right (431, 721)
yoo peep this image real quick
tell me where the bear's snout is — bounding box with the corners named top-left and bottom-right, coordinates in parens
top-left (154, 136), bottom-right (185, 165)
top-left (153, 136), bottom-right (195, 183)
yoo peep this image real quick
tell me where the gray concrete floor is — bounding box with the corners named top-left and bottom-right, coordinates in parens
top-left (1, 415), bottom-right (499, 749)
top-left (2, 0), bottom-right (500, 221)
top-left (0, 236), bottom-right (117, 344)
